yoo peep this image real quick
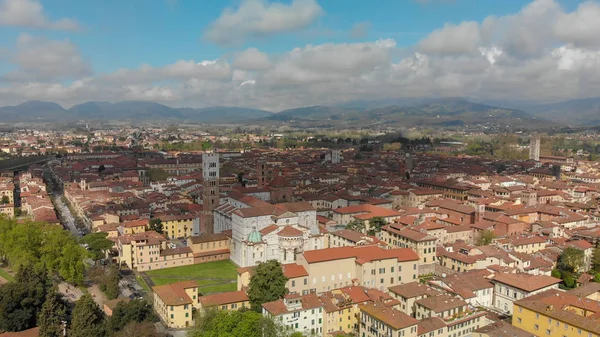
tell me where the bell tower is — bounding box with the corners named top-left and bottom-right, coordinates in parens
top-left (201, 152), bottom-right (220, 234)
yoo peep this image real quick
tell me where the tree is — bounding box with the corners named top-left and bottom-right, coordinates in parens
top-left (98, 164), bottom-right (106, 174)
top-left (80, 232), bottom-right (114, 261)
top-left (1, 195), bottom-right (9, 204)
top-left (189, 309), bottom-right (302, 337)
top-left (59, 244), bottom-right (86, 286)
top-left (148, 218), bottom-right (163, 234)
top-left (105, 265), bottom-right (120, 300)
top-left (38, 291), bottom-right (67, 337)
top-left (367, 217), bottom-right (386, 236)
top-left (594, 273), bottom-right (600, 283)
top-left (476, 230), bottom-right (496, 246)
top-left (345, 219), bottom-right (366, 234)
top-left (558, 247), bottom-right (585, 273)
top-left (551, 268), bottom-right (562, 279)
top-left (69, 294), bottom-right (106, 337)
top-left (114, 321), bottom-right (161, 337)
top-left (0, 264), bottom-right (52, 332)
top-left (592, 247), bottom-right (600, 272)
top-left (107, 299), bottom-right (157, 334)
top-left (248, 260), bottom-right (288, 312)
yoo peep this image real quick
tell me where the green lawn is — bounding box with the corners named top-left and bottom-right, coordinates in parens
top-left (145, 260), bottom-right (237, 280)
top-left (136, 275), bottom-right (151, 293)
top-left (0, 268), bottom-right (15, 282)
top-left (198, 283), bottom-right (237, 294)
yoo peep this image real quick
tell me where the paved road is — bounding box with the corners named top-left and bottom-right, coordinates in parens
top-left (52, 194), bottom-right (81, 237)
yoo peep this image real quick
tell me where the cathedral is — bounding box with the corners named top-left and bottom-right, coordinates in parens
top-left (214, 191), bottom-right (327, 267)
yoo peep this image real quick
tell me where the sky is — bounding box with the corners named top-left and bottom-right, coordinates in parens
top-left (0, 0), bottom-right (599, 111)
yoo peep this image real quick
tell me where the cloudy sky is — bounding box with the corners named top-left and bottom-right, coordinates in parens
top-left (0, 0), bottom-right (599, 111)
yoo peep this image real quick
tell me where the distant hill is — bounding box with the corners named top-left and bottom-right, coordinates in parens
top-left (0, 100), bottom-right (272, 123)
top-left (0, 101), bottom-right (70, 121)
top-left (525, 97), bottom-right (600, 126)
top-left (263, 98), bottom-right (554, 129)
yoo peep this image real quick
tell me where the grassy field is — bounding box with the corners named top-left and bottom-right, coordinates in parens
top-left (145, 260), bottom-right (237, 280)
top-left (0, 268), bottom-right (15, 282)
top-left (144, 260), bottom-right (238, 294)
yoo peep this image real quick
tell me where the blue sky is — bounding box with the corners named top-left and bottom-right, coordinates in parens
top-left (0, 0), bottom-right (598, 110)
top-left (2, 0), bottom-right (570, 72)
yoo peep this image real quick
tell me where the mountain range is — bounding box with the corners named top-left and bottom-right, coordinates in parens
top-left (1, 97), bottom-right (599, 128)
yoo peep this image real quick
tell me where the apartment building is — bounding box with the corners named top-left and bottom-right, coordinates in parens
top-left (117, 231), bottom-right (194, 271)
top-left (388, 282), bottom-right (441, 317)
top-left (491, 272), bottom-right (561, 315)
top-left (153, 280), bottom-right (198, 328)
top-left (513, 288), bottom-right (600, 337)
top-left (186, 233), bottom-right (230, 264)
top-left (262, 293), bottom-right (324, 336)
top-left (381, 225), bottom-right (437, 265)
top-left (297, 245), bottom-right (420, 293)
top-left (198, 290), bottom-right (249, 313)
top-left (359, 302), bottom-right (419, 337)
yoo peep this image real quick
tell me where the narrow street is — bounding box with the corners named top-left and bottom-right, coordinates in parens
top-left (43, 165), bottom-right (83, 237)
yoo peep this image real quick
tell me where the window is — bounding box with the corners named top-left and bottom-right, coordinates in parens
top-left (534, 325), bottom-right (539, 331)
top-left (536, 313), bottom-right (540, 319)
top-left (517, 318), bottom-right (522, 324)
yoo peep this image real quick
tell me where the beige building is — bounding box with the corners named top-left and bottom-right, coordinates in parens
top-left (161, 213), bottom-right (196, 239)
top-left (187, 233), bottom-right (231, 264)
top-left (381, 225), bottom-right (437, 265)
top-left (198, 290), bottom-right (249, 312)
top-left (297, 245), bottom-right (420, 293)
top-left (117, 231), bottom-right (194, 271)
top-left (153, 280), bottom-right (198, 328)
top-left (359, 302), bottom-right (419, 337)
top-left (388, 282), bottom-right (441, 316)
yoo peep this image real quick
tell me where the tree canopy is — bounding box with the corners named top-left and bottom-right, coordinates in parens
top-left (107, 299), bottom-right (157, 334)
top-left (80, 232), bottom-right (114, 261)
top-left (248, 260), bottom-right (288, 312)
top-left (0, 264), bottom-right (53, 332)
top-left (189, 309), bottom-right (306, 337)
top-left (345, 219), bottom-right (366, 234)
top-left (367, 217), bottom-right (386, 236)
top-left (148, 218), bottom-right (163, 234)
top-left (38, 290), bottom-right (67, 337)
top-left (69, 293), bottom-right (106, 337)
top-left (0, 218), bottom-right (87, 285)
top-left (558, 247), bottom-right (585, 273)
top-left (476, 230), bottom-right (496, 246)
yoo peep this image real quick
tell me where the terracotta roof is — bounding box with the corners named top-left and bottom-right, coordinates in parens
top-left (491, 273), bottom-right (561, 292)
top-left (388, 282), bottom-right (440, 299)
top-left (282, 263), bottom-right (309, 278)
top-left (359, 302), bottom-right (419, 330)
top-left (416, 294), bottom-right (467, 313)
top-left (277, 225), bottom-right (304, 237)
top-left (0, 327), bottom-right (40, 337)
top-left (474, 321), bottom-right (532, 337)
top-left (199, 290), bottom-right (248, 307)
top-left (153, 280), bottom-right (197, 306)
top-left (303, 245), bottom-right (418, 264)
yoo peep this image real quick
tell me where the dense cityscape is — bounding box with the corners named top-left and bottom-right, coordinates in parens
top-left (3, 0), bottom-right (600, 337)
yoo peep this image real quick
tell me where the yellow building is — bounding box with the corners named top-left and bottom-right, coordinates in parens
top-left (153, 280), bottom-right (198, 328)
top-left (198, 290), bottom-right (249, 313)
top-left (187, 233), bottom-right (230, 264)
top-left (359, 302), bottom-right (419, 337)
top-left (120, 219), bottom-right (148, 235)
top-left (381, 225), bottom-right (437, 265)
top-left (0, 204), bottom-right (14, 218)
top-left (513, 287), bottom-right (600, 337)
top-left (161, 214), bottom-right (195, 239)
top-left (117, 230), bottom-right (194, 271)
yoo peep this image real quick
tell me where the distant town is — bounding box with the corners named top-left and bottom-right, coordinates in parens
top-left (1, 124), bottom-right (600, 337)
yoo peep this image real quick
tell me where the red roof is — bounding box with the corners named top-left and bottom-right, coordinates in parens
top-left (303, 245), bottom-right (418, 264)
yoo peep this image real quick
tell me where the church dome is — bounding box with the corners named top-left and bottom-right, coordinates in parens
top-left (248, 228), bottom-right (263, 243)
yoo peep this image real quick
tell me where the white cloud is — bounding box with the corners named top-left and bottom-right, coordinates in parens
top-left (0, 0), bottom-right (79, 30)
top-left (4, 0), bottom-right (600, 110)
top-left (3, 34), bottom-right (91, 81)
top-left (233, 48), bottom-right (271, 71)
top-left (555, 1), bottom-right (600, 47)
top-left (204, 0), bottom-right (323, 45)
top-left (350, 21), bottom-right (370, 39)
top-left (418, 21), bottom-right (481, 55)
